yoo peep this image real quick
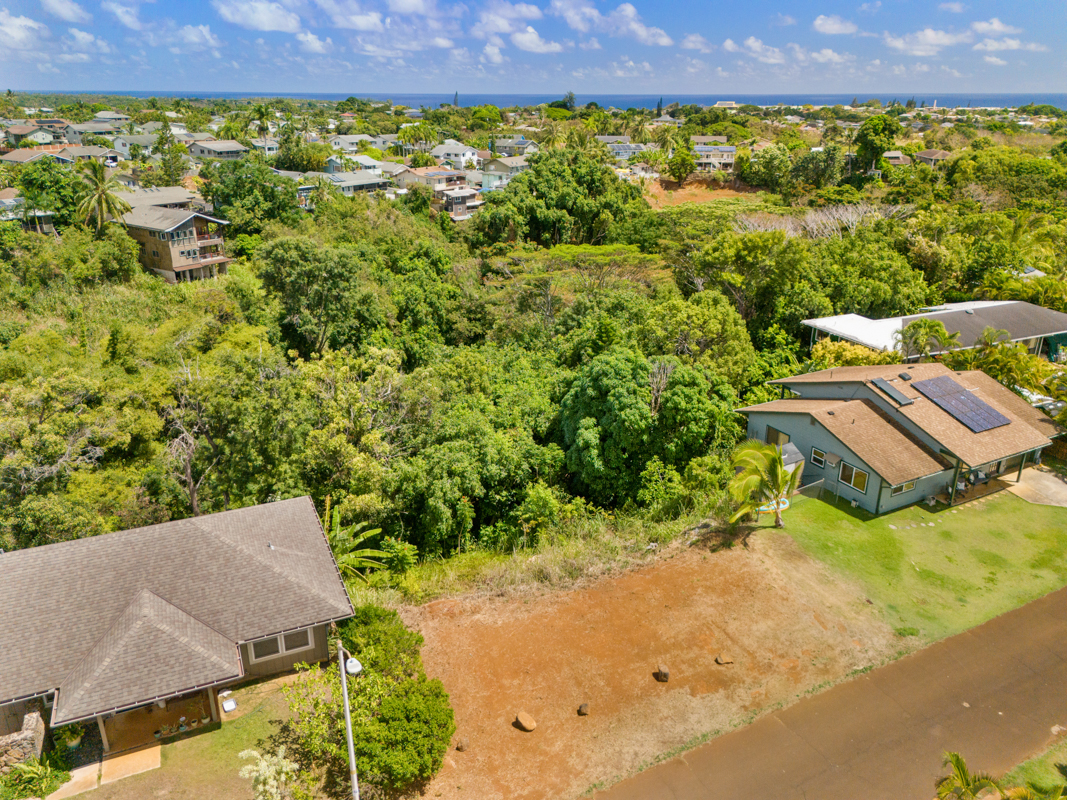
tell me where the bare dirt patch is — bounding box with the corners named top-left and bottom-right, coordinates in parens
top-left (644, 178), bottom-right (764, 209)
top-left (407, 530), bottom-right (900, 800)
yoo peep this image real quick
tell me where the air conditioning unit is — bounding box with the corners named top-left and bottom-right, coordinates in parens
top-left (851, 499), bottom-right (859, 508)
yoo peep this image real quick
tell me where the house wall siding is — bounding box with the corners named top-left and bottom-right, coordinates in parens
top-left (238, 624), bottom-right (330, 678)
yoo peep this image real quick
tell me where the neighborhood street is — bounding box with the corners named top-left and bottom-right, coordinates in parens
top-left (596, 586), bottom-right (1067, 800)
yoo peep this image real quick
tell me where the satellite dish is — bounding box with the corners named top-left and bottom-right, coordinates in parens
top-left (345, 658), bottom-right (363, 676)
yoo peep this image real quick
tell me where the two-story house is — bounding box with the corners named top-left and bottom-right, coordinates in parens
top-left (112, 134), bottom-right (159, 159)
top-left (694, 145), bottom-right (736, 172)
top-left (481, 156), bottom-right (529, 189)
top-left (329, 134), bottom-right (374, 152)
top-left (430, 139), bottom-right (479, 169)
top-left (249, 138), bottom-right (280, 157)
top-left (122, 206), bottom-right (231, 282)
top-left (64, 122), bottom-right (118, 145)
top-left (5, 126), bottom-right (54, 147)
top-left (492, 137), bottom-right (539, 157)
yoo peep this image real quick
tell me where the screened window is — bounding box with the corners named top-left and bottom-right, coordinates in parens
top-left (811, 448), bottom-right (826, 468)
top-left (248, 628), bottom-right (314, 663)
top-left (251, 637), bottom-right (280, 660)
top-left (284, 630), bottom-right (311, 652)
top-left (839, 462), bottom-right (869, 493)
top-left (891, 481), bottom-right (916, 496)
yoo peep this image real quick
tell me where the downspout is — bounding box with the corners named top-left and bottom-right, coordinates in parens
top-left (874, 480), bottom-right (885, 516)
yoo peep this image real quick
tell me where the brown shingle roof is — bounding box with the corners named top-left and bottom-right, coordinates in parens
top-left (0, 498), bottom-right (352, 716)
top-left (738, 398), bottom-right (950, 485)
top-left (53, 590), bottom-right (242, 724)
top-left (771, 364), bottom-right (1059, 466)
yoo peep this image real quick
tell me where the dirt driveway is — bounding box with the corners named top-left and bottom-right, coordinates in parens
top-left (407, 532), bottom-right (900, 800)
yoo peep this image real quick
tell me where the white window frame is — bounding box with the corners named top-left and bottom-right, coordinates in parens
top-left (811, 447), bottom-right (826, 468)
top-left (839, 461), bottom-right (869, 493)
top-left (247, 627), bottom-right (316, 664)
top-left (891, 481), bottom-right (916, 497)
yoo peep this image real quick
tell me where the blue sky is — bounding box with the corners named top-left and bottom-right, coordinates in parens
top-left (0, 0), bottom-right (1064, 94)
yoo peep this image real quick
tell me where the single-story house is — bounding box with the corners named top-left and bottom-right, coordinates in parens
top-left (803, 300), bottom-right (1067, 362)
top-left (0, 498), bottom-right (352, 756)
top-left (481, 156), bottom-right (529, 189)
top-left (303, 170), bottom-right (392, 195)
top-left (739, 363), bottom-right (1061, 515)
top-left (0, 194), bottom-right (55, 233)
top-left (651, 114), bottom-right (685, 128)
top-left (188, 140), bottom-right (248, 160)
top-left (59, 146), bottom-right (122, 166)
top-left (94, 110), bottom-right (132, 123)
top-left (882, 150), bottom-right (913, 167)
top-left (914, 148), bottom-right (952, 167)
top-left (691, 135), bottom-right (728, 145)
top-left (0, 149), bottom-right (74, 166)
top-left (492, 137), bottom-right (539, 157)
top-left (595, 135), bottom-right (631, 145)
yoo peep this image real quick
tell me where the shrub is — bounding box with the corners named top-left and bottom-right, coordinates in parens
top-left (382, 537), bottom-right (419, 575)
top-left (337, 605), bottom-right (423, 682)
top-left (0, 756), bottom-right (70, 800)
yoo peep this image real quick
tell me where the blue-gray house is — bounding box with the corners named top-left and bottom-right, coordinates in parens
top-left (739, 363), bottom-right (1060, 515)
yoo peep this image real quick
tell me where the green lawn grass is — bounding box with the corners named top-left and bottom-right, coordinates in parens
top-left (770, 491), bottom-right (1067, 641)
top-left (1001, 736), bottom-right (1067, 794)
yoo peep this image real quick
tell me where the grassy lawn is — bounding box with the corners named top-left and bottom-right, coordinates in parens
top-left (770, 490), bottom-right (1067, 641)
top-left (1001, 736), bottom-right (1067, 794)
top-left (93, 679), bottom-right (289, 800)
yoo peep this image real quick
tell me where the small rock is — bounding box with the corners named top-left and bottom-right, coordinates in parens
top-left (455, 737), bottom-right (469, 752)
top-left (714, 654), bottom-right (733, 665)
top-left (655, 665), bottom-right (670, 682)
top-left (1052, 725), bottom-right (1066, 735)
top-left (962, 702), bottom-right (970, 708)
top-left (577, 703), bottom-right (589, 716)
top-left (515, 712), bottom-right (537, 732)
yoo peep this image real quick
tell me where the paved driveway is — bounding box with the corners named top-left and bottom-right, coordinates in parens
top-left (595, 587), bottom-right (1067, 800)
top-left (1009, 469), bottom-right (1067, 508)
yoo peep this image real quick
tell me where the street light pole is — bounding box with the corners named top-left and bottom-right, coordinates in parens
top-left (338, 641), bottom-right (360, 800)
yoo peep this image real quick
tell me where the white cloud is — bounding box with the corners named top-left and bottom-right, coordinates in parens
top-left (723, 35), bottom-right (784, 63)
top-left (679, 33), bottom-right (712, 53)
top-left (548, 0), bottom-right (672, 46)
top-left (941, 65), bottom-right (962, 77)
top-left (609, 57), bottom-right (652, 77)
top-left (938, 2), bottom-right (965, 11)
top-left (810, 47), bottom-right (851, 63)
top-left (212, 0), bottom-right (300, 32)
top-left (429, 35), bottom-right (453, 47)
top-left (296, 30), bottom-right (333, 52)
top-left (813, 14), bottom-right (857, 34)
top-left (973, 37), bottom-right (1047, 52)
top-left (471, 1), bottom-right (541, 46)
top-left (171, 24), bottom-right (223, 57)
top-left (883, 28), bottom-right (972, 56)
top-left (481, 41), bottom-right (505, 62)
top-left (66, 26), bottom-right (110, 52)
top-left (971, 18), bottom-right (1021, 36)
top-left (56, 51), bottom-right (89, 62)
top-left (387, 0), bottom-right (432, 14)
top-left (314, 0), bottom-right (383, 31)
top-left (101, 1), bottom-right (142, 30)
top-left (773, 13), bottom-right (796, 26)
top-left (40, 0), bottom-right (90, 23)
top-left (858, 2), bottom-right (880, 12)
top-left (511, 24), bottom-right (563, 53)
top-left (0, 7), bottom-right (50, 50)
top-left (983, 54), bottom-right (1006, 65)
top-left (579, 36), bottom-right (600, 49)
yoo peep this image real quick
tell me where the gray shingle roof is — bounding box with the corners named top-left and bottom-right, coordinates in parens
top-left (0, 498), bottom-right (352, 717)
top-left (53, 590), bottom-right (242, 724)
top-left (121, 206), bottom-right (226, 232)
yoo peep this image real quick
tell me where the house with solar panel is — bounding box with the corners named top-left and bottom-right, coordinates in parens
top-left (738, 363), bottom-right (1061, 515)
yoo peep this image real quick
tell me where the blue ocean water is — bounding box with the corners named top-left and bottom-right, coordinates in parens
top-left (35, 91), bottom-right (1067, 110)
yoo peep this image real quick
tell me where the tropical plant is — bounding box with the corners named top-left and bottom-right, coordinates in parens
top-left (654, 124), bottom-right (682, 158)
top-left (238, 747), bottom-right (305, 800)
top-left (895, 319), bottom-right (961, 361)
top-left (538, 120), bottom-right (565, 150)
top-left (935, 751), bottom-right (1001, 799)
top-left (1, 756), bottom-right (71, 799)
top-left (1003, 787), bottom-right (1067, 800)
top-left (727, 439), bottom-right (803, 528)
top-left (323, 504), bottom-right (386, 582)
top-left (75, 160), bottom-right (131, 233)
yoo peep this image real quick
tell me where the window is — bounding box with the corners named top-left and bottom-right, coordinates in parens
top-left (811, 448), bottom-right (826, 468)
top-left (151, 250), bottom-right (159, 258)
top-left (766, 426), bottom-right (790, 447)
top-left (891, 481), bottom-right (916, 496)
top-left (839, 462), bottom-right (869, 493)
top-left (248, 627), bottom-right (315, 663)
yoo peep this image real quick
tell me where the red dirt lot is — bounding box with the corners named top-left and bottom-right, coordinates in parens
top-left (643, 178), bottom-right (764, 209)
top-left (406, 532), bottom-right (899, 800)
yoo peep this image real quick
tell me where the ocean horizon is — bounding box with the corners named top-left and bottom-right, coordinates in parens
top-left (21, 91), bottom-right (1067, 110)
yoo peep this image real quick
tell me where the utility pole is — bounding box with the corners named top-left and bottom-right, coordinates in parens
top-left (338, 641), bottom-right (361, 800)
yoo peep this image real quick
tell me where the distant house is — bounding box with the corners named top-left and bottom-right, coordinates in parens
top-left (882, 150), bottom-right (913, 167)
top-left (492, 137), bottom-right (539, 157)
top-left (112, 134), bottom-right (159, 158)
top-left (803, 301), bottom-right (1067, 362)
top-left (119, 186), bottom-right (196, 210)
top-left (249, 138), bottom-right (280, 157)
top-left (694, 145), bottom-right (736, 172)
top-left (651, 115), bottom-right (685, 128)
top-left (605, 142), bottom-right (648, 164)
top-left (94, 110), bottom-right (131, 123)
top-left (739, 363), bottom-right (1060, 514)
top-left (0, 193), bottom-right (55, 233)
top-left (329, 134), bottom-right (373, 152)
top-left (0, 149), bottom-right (74, 166)
top-left (481, 156), bottom-right (529, 189)
top-left (5, 125), bottom-right (53, 146)
top-left (595, 135), bottom-right (631, 144)
top-left (59, 146), bottom-right (122, 166)
top-left (302, 170), bottom-right (392, 196)
top-left (188, 140), bottom-right (248, 161)
top-left (395, 166), bottom-right (481, 220)
top-left (430, 139), bottom-right (479, 168)
top-left (64, 122), bottom-right (118, 145)
top-left (122, 206), bottom-right (232, 282)
top-left (0, 498), bottom-right (353, 756)
top-left (326, 154), bottom-right (383, 175)
top-left (713, 100), bottom-right (738, 109)
top-left (914, 148), bottom-right (952, 167)
top-left (370, 133), bottom-right (401, 153)
top-left (691, 135), bottom-right (728, 145)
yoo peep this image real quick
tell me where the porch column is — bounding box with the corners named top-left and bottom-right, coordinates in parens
top-left (208, 688), bottom-right (220, 723)
top-left (949, 458), bottom-right (963, 505)
top-left (1017, 451), bottom-right (1028, 482)
top-left (97, 716), bottom-right (110, 754)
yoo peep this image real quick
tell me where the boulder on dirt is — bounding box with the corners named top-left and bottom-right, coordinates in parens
top-left (655, 665), bottom-right (670, 682)
top-left (456, 737), bottom-right (470, 751)
top-left (577, 703), bottom-right (589, 716)
top-left (515, 712), bottom-right (537, 732)
top-left (715, 654), bottom-right (733, 665)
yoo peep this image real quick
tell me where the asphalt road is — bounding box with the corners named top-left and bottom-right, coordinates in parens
top-left (594, 587), bottom-right (1067, 800)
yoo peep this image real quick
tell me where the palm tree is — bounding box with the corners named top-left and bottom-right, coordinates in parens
top-left (538, 120), bottom-right (564, 150)
top-left (1004, 786), bottom-right (1067, 800)
top-left (323, 505), bottom-right (386, 583)
top-left (76, 159), bottom-right (131, 233)
top-left (728, 440), bottom-right (803, 528)
top-left (654, 124), bottom-right (682, 158)
top-left (895, 319), bottom-right (961, 361)
top-left (250, 103), bottom-right (272, 139)
top-left (935, 752), bottom-right (1001, 799)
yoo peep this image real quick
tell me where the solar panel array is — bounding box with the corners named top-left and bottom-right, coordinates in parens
top-left (911, 376), bottom-right (1011, 433)
top-left (871, 377), bottom-right (914, 406)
